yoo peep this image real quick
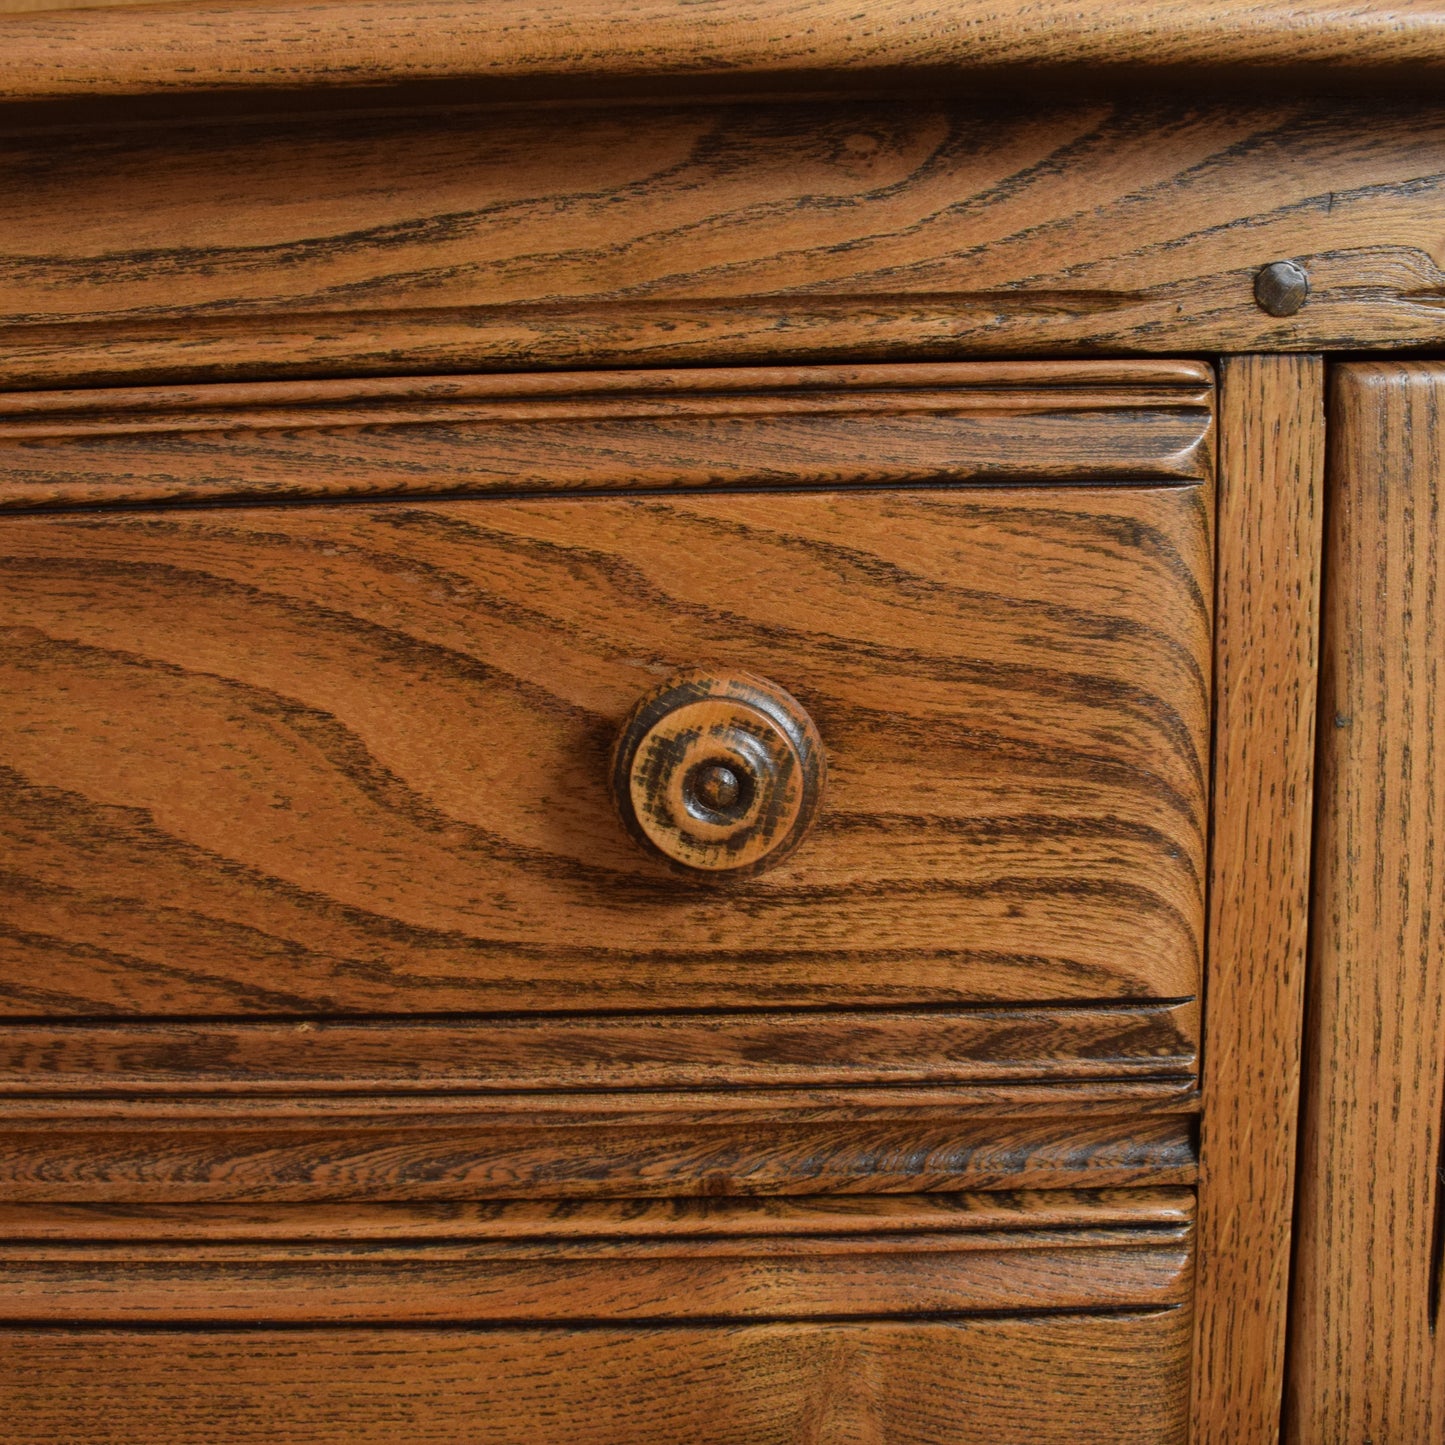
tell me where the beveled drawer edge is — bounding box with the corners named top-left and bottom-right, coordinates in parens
top-left (0, 360), bottom-right (1214, 511)
top-left (0, 999), bottom-right (1200, 1095)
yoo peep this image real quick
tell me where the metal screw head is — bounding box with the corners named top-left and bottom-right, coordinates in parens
top-left (1255, 260), bottom-right (1310, 317)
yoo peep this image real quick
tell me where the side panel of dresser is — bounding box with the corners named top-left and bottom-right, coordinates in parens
top-left (1288, 364), bottom-right (1445, 1439)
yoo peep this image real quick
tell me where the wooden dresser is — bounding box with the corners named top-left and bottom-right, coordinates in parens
top-left (0, 4), bottom-right (1442, 1441)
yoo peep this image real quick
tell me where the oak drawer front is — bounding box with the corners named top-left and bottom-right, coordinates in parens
top-left (0, 1191), bottom-right (1192, 1443)
top-left (0, 482), bottom-right (1210, 1019)
top-left (1, 1314), bottom-right (1190, 1444)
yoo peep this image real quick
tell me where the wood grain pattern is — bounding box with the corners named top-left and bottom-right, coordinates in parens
top-left (1, 100), bottom-right (1444, 388)
top-left (0, 0), bottom-right (1442, 103)
top-left (0, 1238), bottom-right (1192, 1324)
top-left (0, 484), bottom-right (1212, 1017)
top-left (0, 0), bottom-right (158, 12)
top-left (1288, 363), bottom-right (1445, 1442)
top-left (0, 1188), bottom-right (1195, 1240)
top-left (0, 362), bottom-right (1215, 510)
top-left (0, 1188), bottom-right (1193, 1323)
top-left (0, 1089), bottom-right (1197, 1201)
top-left (0, 1002), bottom-right (1199, 1093)
top-left (1191, 358), bottom-right (1324, 1444)
top-left (0, 1311), bottom-right (1193, 1444)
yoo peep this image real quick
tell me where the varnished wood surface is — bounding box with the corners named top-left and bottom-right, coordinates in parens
top-left (2, 101), bottom-right (1445, 388)
top-left (0, 1248), bottom-right (1190, 1323)
top-left (0, 359), bottom-right (1213, 410)
top-left (0, 1248), bottom-right (1192, 1324)
top-left (0, 1250), bottom-right (1192, 1325)
top-left (0, 1188), bottom-right (1195, 1240)
top-left (0, 1187), bottom-right (1193, 1323)
top-left (0, 0), bottom-right (137, 11)
top-left (0, 0), bottom-right (1442, 104)
top-left (1288, 363), bottom-right (1445, 1442)
top-left (0, 1001), bottom-right (1199, 1093)
top-left (0, 1238), bottom-right (1192, 1324)
top-left (0, 361), bottom-right (1214, 510)
top-left (0, 1087), bottom-right (1197, 1201)
top-left (0, 1310), bottom-right (1192, 1444)
top-left (0, 485), bottom-right (1211, 1017)
top-left (1191, 358), bottom-right (1324, 1444)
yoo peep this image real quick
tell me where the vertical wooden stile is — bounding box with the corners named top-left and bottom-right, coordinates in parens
top-left (1288, 363), bottom-right (1445, 1442)
top-left (1193, 356), bottom-right (1325, 1444)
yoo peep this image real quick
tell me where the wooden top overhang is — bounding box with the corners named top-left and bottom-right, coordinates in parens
top-left (1, 2), bottom-right (1443, 381)
top-left (0, 0), bottom-right (1443, 107)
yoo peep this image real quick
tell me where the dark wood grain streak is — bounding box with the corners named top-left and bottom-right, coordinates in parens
top-left (2, 0), bottom-right (1443, 102)
top-left (1191, 357), bottom-right (1324, 1445)
top-left (0, 362), bottom-right (1214, 510)
top-left (0, 1312), bottom-right (1193, 1445)
top-left (0, 1188), bottom-right (1192, 1323)
top-left (0, 485), bottom-right (1211, 1018)
top-left (0, 1001), bottom-right (1199, 1093)
top-left (1, 101), bottom-right (1444, 388)
top-left (0, 1089), bottom-right (1197, 1201)
top-left (1288, 363), bottom-right (1445, 1442)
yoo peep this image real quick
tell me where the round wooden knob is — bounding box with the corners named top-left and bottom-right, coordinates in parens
top-left (610, 669), bottom-right (826, 877)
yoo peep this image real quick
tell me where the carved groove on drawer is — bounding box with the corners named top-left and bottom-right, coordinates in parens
top-left (0, 359), bottom-right (1212, 510)
top-left (0, 1088), bottom-right (1198, 1201)
top-left (0, 1187), bottom-right (1193, 1240)
top-left (0, 1188), bottom-right (1194, 1324)
top-left (0, 1000), bottom-right (1199, 1094)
